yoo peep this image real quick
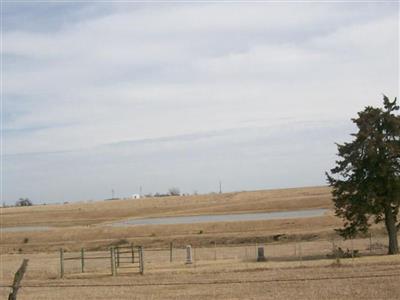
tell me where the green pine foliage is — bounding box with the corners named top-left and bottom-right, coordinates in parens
top-left (326, 95), bottom-right (399, 254)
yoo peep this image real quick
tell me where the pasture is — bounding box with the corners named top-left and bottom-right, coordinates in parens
top-left (1, 186), bottom-right (399, 299)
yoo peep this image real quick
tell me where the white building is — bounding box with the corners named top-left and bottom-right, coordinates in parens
top-left (131, 194), bottom-right (141, 199)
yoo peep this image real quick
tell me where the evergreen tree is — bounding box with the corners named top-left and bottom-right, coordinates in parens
top-left (327, 95), bottom-right (399, 254)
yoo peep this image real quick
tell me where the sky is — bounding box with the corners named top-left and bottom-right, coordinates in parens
top-left (2, 1), bottom-right (399, 204)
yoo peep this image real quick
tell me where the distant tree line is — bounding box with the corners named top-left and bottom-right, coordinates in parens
top-left (147, 187), bottom-right (182, 197)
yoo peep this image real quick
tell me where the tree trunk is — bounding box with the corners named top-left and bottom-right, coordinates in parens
top-left (384, 205), bottom-right (399, 254)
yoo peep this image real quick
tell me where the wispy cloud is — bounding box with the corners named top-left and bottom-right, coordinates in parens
top-left (4, 121), bottom-right (353, 203)
top-left (3, 2), bottom-right (398, 203)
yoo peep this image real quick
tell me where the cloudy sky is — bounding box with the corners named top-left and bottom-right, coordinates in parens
top-left (2, 1), bottom-right (399, 204)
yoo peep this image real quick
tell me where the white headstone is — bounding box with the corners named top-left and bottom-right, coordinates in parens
top-left (186, 245), bottom-right (193, 264)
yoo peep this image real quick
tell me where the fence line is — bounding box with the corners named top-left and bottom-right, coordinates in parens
top-left (52, 233), bottom-right (396, 278)
top-left (147, 234), bottom-right (394, 265)
top-left (60, 245), bottom-right (143, 278)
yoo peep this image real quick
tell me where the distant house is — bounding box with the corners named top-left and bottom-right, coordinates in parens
top-left (131, 194), bottom-right (141, 199)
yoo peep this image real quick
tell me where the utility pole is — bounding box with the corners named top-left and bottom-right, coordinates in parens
top-left (219, 181), bottom-right (222, 194)
top-left (111, 189), bottom-right (115, 200)
top-left (139, 186), bottom-right (142, 197)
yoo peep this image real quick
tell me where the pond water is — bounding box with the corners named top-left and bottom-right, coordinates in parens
top-left (110, 208), bottom-right (328, 227)
top-left (1, 209), bottom-right (328, 232)
top-left (1, 226), bottom-right (51, 233)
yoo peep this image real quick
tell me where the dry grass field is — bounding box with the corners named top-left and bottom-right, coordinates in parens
top-left (1, 250), bottom-right (399, 299)
top-left (1, 186), bottom-right (336, 253)
top-left (2, 186), bottom-right (331, 227)
top-left (1, 185), bottom-right (399, 299)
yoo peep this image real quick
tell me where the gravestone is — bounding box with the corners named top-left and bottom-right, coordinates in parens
top-left (186, 245), bottom-right (193, 264)
top-left (257, 246), bottom-right (266, 262)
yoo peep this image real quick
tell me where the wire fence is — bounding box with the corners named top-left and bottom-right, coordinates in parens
top-left (2, 232), bottom-right (396, 284)
top-left (142, 234), bottom-right (391, 266)
top-left (58, 233), bottom-right (393, 276)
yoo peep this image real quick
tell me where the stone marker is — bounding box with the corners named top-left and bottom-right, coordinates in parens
top-left (257, 246), bottom-right (266, 262)
top-left (186, 245), bottom-right (193, 264)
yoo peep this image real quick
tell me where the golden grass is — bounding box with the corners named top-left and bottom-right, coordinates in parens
top-left (1, 250), bottom-right (399, 299)
top-left (0, 187), bottom-right (390, 253)
top-left (1, 185), bottom-right (399, 299)
top-left (1, 186), bottom-right (332, 227)
top-left (1, 214), bottom-right (346, 253)
top-left (1, 186), bottom-right (337, 253)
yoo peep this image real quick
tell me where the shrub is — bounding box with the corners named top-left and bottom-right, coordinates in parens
top-left (327, 247), bottom-right (360, 259)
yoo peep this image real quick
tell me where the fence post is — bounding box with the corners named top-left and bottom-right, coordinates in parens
top-left (214, 241), bottom-right (217, 260)
top-left (139, 246), bottom-right (144, 275)
top-left (8, 259), bottom-right (29, 300)
top-left (131, 243), bottom-right (135, 263)
top-left (299, 242), bottom-right (303, 265)
top-left (351, 238), bottom-right (354, 263)
top-left (116, 246), bottom-right (120, 267)
top-left (114, 248), bottom-right (118, 275)
top-left (369, 233), bottom-right (372, 254)
top-left (81, 248), bottom-right (85, 273)
top-left (169, 242), bottom-right (173, 263)
top-left (110, 247), bottom-right (116, 276)
top-left (59, 248), bottom-right (64, 279)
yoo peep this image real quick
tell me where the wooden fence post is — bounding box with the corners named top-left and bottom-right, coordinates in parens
top-left (131, 243), bottom-right (135, 263)
top-left (59, 248), bottom-right (64, 278)
top-left (170, 242), bottom-right (173, 263)
top-left (299, 242), bottom-right (303, 265)
top-left (369, 233), bottom-right (372, 254)
top-left (116, 246), bottom-right (120, 267)
top-left (81, 248), bottom-right (85, 273)
top-left (8, 259), bottom-right (29, 300)
top-left (139, 246), bottom-right (144, 275)
top-left (110, 247), bottom-right (116, 276)
top-left (351, 238), bottom-right (354, 262)
top-left (114, 248), bottom-right (118, 275)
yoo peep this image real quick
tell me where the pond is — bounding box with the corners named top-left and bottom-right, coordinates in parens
top-left (1, 209), bottom-right (328, 232)
top-left (1, 226), bottom-right (51, 233)
top-left (110, 208), bottom-right (328, 227)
